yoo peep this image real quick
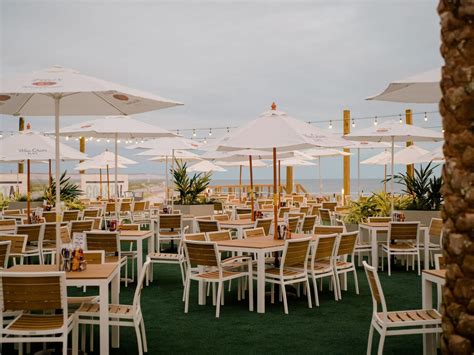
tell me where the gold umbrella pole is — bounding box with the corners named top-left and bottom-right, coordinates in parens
top-left (48, 159), bottom-right (53, 185)
top-left (249, 155), bottom-right (255, 221)
top-left (239, 165), bottom-right (242, 202)
top-left (278, 159), bottom-right (281, 207)
top-left (273, 148), bottom-right (278, 240)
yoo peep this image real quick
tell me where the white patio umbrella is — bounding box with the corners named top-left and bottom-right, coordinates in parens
top-left (215, 103), bottom-right (347, 235)
top-left (0, 65), bottom-right (182, 278)
top-left (279, 158), bottom-right (316, 166)
top-left (74, 151), bottom-right (137, 199)
top-left (345, 120), bottom-right (443, 210)
top-left (125, 136), bottom-right (200, 150)
top-left (361, 145), bottom-right (430, 166)
top-left (366, 68), bottom-right (441, 103)
top-left (59, 115), bottom-right (176, 200)
top-left (412, 146), bottom-right (444, 163)
top-left (0, 130), bottom-right (87, 221)
top-left (188, 160), bottom-right (227, 173)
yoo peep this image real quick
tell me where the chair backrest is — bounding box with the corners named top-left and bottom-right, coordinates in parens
top-left (363, 261), bottom-right (387, 314)
top-left (236, 208), bottom-right (251, 215)
top-left (261, 204), bottom-right (273, 210)
top-left (0, 271), bottom-right (67, 320)
top-left (301, 215), bottom-right (317, 233)
top-left (314, 225), bottom-right (343, 235)
top-left (319, 209), bottom-right (332, 225)
top-left (213, 214), bottom-right (230, 221)
top-left (69, 220), bottom-right (94, 237)
top-left (288, 212), bottom-right (305, 220)
top-left (243, 227), bottom-right (266, 239)
top-left (60, 225), bottom-right (71, 244)
top-left (43, 222), bottom-right (69, 242)
top-left (237, 213), bottom-right (252, 220)
top-left (85, 231), bottom-right (120, 257)
top-left (322, 202), bottom-right (337, 212)
top-left (83, 250), bottom-right (105, 264)
top-left (0, 234), bottom-right (27, 254)
top-left (434, 254), bottom-right (446, 270)
top-left (16, 224), bottom-right (45, 244)
top-left (105, 202), bottom-right (117, 213)
top-left (429, 218), bottom-right (443, 238)
top-left (84, 216), bottom-right (103, 230)
top-left (389, 222), bottom-right (419, 242)
top-left (310, 205), bottom-right (321, 217)
top-left (184, 233), bottom-right (207, 241)
top-left (255, 218), bottom-right (272, 236)
top-left (133, 201), bottom-right (146, 212)
top-left (2, 209), bottom-right (21, 216)
top-left (313, 233), bottom-right (338, 260)
top-left (159, 214), bottom-right (182, 231)
top-left (0, 219), bottom-right (16, 231)
top-left (197, 220), bottom-right (219, 233)
top-left (62, 210), bottom-right (80, 222)
top-left (281, 237), bottom-right (311, 268)
top-left (184, 240), bottom-right (219, 267)
top-left (299, 206), bottom-right (310, 215)
top-left (368, 216), bottom-right (392, 223)
top-left (0, 240), bottom-right (11, 269)
top-left (287, 217), bottom-right (300, 233)
top-left (278, 207), bottom-right (290, 218)
top-left (119, 224), bottom-right (140, 231)
top-left (213, 201), bottom-right (224, 212)
top-left (83, 209), bottom-right (101, 218)
top-left (42, 211), bottom-right (57, 222)
top-left (336, 231), bottom-right (358, 257)
top-left (120, 202), bottom-right (132, 212)
top-left (133, 258), bottom-right (152, 310)
top-left (206, 230), bottom-right (232, 242)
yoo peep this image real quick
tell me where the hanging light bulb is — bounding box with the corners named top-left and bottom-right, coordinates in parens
top-left (177, 129), bottom-right (180, 135)
top-left (97, 138), bottom-right (101, 142)
top-left (117, 139), bottom-right (121, 143)
top-left (424, 112), bottom-right (428, 121)
top-left (442, 128), bottom-right (445, 133)
top-left (107, 139), bottom-right (110, 143)
top-left (0, 134), bottom-right (3, 138)
top-left (203, 138), bottom-right (207, 144)
top-left (351, 119), bottom-right (355, 128)
top-left (374, 116), bottom-right (378, 126)
top-left (399, 114), bottom-right (403, 124)
top-left (65, 136), bottom-right (69, 141)
top-left (192, 129), bottom-right (196, 137)
top-left (141, 139), bottom-right (144, 143)
top-left (208, 128), bottom-right (212, 136)
top-left (227, 127), bottom-right (230, 133)
top-left (329, 120), bottom-right (333, 129)
top-left (75, 137), bottom-right (79, 141)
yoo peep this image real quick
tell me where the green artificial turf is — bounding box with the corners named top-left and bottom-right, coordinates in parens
top-left (3, 256), bottom-right (431, 354)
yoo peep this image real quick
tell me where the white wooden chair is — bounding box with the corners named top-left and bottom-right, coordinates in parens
top-left (254, 218), bottom-right (272, 236)
top-left (264, 237), bottom-right (313, 314)
top-left (0, 270), bottom-right (76, 354)
top-left (363, 261), bottom-right (441, 354)
top-left (381, 222), bottom-right (421, 276)
top-left (428, 218), bottom-right (443, 266)
top-left (0, 234), bottom-right (27, 265)
top-left (434, 254), bottom-right (445, 311)
top-left (334, 231), bottom-right (359, 300)
top-left (183, 240), bottom-right (253, 318)
top-left (16, 224), bottom-right (45, 264)
top-left (0, 219), bottom-right (17, 234)
top-left (77, 258), bottom-right (151, 355)
top-left (157, 214), bottom-right (183, 252)
top-left (0, 240), bottom-right (11, 269)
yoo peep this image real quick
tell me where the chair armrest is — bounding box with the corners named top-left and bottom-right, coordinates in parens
top-left (221, 256), bottom-right (252, 264)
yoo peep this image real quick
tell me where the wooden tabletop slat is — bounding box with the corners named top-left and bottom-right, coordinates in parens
top-left (119, 230), bottom-right (152, 238)
top-left (7, 263), bottom-right (119, 279)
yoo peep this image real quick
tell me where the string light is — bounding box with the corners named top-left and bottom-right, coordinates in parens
top-left (374, 116), bottom-right (378, 126)
top-left (424, 112), bottom-right (428, 121)
top-left (97, 138), bottom-right (101, 142)
top-left (107, 139), bottom-right (110, 143)
top-left (65, 136), bottom-right (69, 141)
top-left (117, 139), bottom-right (121, 143)
top-left (75, 137), bottom-right (79, 141)
top-left (141, 139), bottom-right (144, 143)
top-left (227, 127), bottom-right (230, 133)
top-left (177, 129), bottom-right (180, 135)
top-left (203, 138), bottom-right (207, 144)
top-left (208, 128), bottom-right (212, 136)
top-left (329, 120), bottom-right (333, 129)
top-left (192, 129), bottom-right (196, 137)
top-left (442, 129), bottom-right (445, 133)
top-left (351, 119), bottom-right (355, 128)
top-left (399, 114), bottom-right (403, 124)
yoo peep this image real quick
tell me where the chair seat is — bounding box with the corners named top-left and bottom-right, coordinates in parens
top-left (122, 251), bottom-right (138, 257)
top-left (149, 252), bottom-right (181, 261)
top-left (195, 270), bottom-right (241, 280)
top-left (24, 246), bottom-right (40, 253)
top-left (428, 242), bottom-right (441, 249)
top-left (378, 309), bottom-right (441, 326)
top-left (78, 302), bottom-right (134, 317)
top-left (335, 261), bottom-right (354, 270)
top-left (68, 295), bottom-right (99, 305)
top-left (382, 243), bottom-right (417, 251)
top-left (264, 268), bottom-right (304, 278)
top-left (7, 314), bottom-right (64, 332)
top-left (309, 262), bottom-right (333, 273)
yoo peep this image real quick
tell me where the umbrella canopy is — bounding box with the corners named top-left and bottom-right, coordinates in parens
top-left (144, 149), bottom-right (201, 161)
top-left (366, 68), bottom-right (441, 103)
top-left (125, 136), bottom-right (200, 150)
top-left (58, 115), bottom-right (177, 140)
top-left (279, 158), bottom-right (316, 167)
top-left (412, 146), bottom-right (444, 163)
top-left (73, 151), bottom-right (136, 170)
top-left (188, 161), bottom-right (227, 172)
top-left (217, 160), bottom-right (268, 167)
top-left (361, 146), bottom-right (430, 165)
top-left (0, 130), bottom-right (87, 161)
top-left (201, 149), bottom-right (314, 162)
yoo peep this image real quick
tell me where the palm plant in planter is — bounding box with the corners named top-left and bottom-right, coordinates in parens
top-left (43, 171), bottom-right (83, 207)
top-left (172, 160), bottom-right (212, 205)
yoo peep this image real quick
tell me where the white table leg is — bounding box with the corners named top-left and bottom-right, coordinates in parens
top-left (198, 265), bottom-right (206, 305)
top-left (256, 250), bottom-right (266, 313)
top-left (149, 221), bottom-right (155, 253)
top-left (99, 282), bottom-right (109, 354)
top-left (423, 228), bottom-right (430, 270)
top-left (147, 235), bottom-right (153, 261)
top-left (111, 271), bottom-right (120, 348)
top-left (370, 228), bottom-right (378, 269)
top-left (237, 227), bottom-right (243, 240)
top-left (136, 239), bottom-right (144, 280)
top-left (422, 274), bottom-right (435, 355)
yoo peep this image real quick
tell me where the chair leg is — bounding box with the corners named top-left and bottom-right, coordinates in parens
top-left (417, 252), bottom-right (421, 276)
top-left (216, 282), bottom-right (223, 318)
top-left (281, 282), bottom-right (289, 314)
top-left (179, 262), bottom-right (185, 287)
top-left (331, 275), bottom-right (338, 301)
top-left (377, 328), bottom-right (386, 355)
top-left (305, 279), bottom-right (312, 309)
top-left (248, 273), bottom-right (254, 312)
top-left (312, 276), bottom-right (320, 306)
top-left (271, 283), bottom-right (275, 304)
top-left (353, 269), bottom-right (360, 295)
top-left (367, 323), bottom-right (374, 355)
top-left (140, 317), bottom-right (148, 353)
top-left (62, 339), bottom-right (68, 355)
top-left (387, 252), bottom-right (391, 276)
top-left (184, 275), bottom-right (191, 313)
top-left (81, 323), bottom-right (86, 351)
top-left (134, 319), bottom-right (144, 355)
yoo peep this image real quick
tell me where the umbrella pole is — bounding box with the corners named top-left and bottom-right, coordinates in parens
top-left (114, 133), bottom-right (118, 200)
top-left (384, 164), bottom-right (387, 193)
top-left (165, 155), bottom-right (169, 203)
top-left (107, 164), bottom-right (110, 200)
top-left (171, 149), bottom-right (175, 210)
top-left (249, 155), bottom-right (254, 221)
top-left (48, 159), bottom-right (53, 186)
top-left (99, 168), bottom-right (103, 198)
top-left (318, 156), bottom-right (322, 195)
top-left (357, 148), bottom-right (360, 198)
top-left (27, 159), bottom-right (31, 224)
top-left (239, 165), bottom-right (242, 202)
top-left (272, 148), bottom-right (278, 240)
top-left (390, 137), bottom-right (395, 212)
top-left (278, 160), bottom-right (281, 207)
top-left (54, 96), bottom-right (62, 268)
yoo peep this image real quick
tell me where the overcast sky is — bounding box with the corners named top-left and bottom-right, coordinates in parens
top-left (0, 0), bottom-right (442, 180)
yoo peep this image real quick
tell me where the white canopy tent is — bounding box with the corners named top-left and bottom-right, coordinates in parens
top-left (345, 120), bottom-right (443, 210)
top-left (0, 65), bottom-right (182, 300)
top-left (366, 68), bottom-right (441, 103)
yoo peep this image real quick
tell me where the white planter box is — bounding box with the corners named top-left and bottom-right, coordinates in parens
top-left (173, 204), bottom-right (214, 217)
top-left (8, 201), bottom-right (44, 210)
top-left (395, 210), bottom-right (441, 225)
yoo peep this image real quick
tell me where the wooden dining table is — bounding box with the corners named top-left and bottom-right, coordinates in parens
top-left (7, 263), bottom-right (120, 355)
top-left (119, 229), bottom-right (154, 278)
top-left (422, 268), bottom-right (445, 355)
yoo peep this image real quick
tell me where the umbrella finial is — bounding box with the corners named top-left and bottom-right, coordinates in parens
top-left (271, 102), bottom-right (277, 110)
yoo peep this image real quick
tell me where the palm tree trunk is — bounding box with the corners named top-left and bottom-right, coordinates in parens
top-left (438, 1), bottom-right (474, 354)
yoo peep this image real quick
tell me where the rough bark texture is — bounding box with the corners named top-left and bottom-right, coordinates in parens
top-left (438, 1), bottom-right (474, 354)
